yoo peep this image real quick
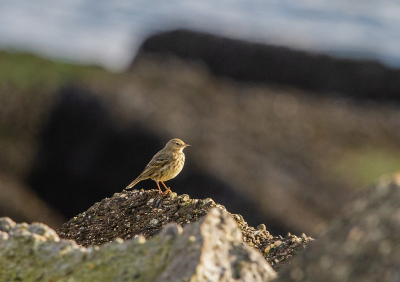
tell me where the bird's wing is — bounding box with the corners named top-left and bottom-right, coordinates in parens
top-left (145, 156), bottom-right (169, 170)
top-left (126, 151), bottom-right (172, 188)
top-left (138, 153), bottom-right (171, 178)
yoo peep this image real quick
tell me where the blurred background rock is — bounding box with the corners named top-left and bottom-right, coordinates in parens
top-left (1, 1), bottom-right (400, 236)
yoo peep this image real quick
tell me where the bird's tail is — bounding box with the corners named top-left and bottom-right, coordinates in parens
top-left (125, 177), bottom-right (142, 190)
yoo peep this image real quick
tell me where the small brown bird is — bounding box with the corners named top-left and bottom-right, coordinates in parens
top-left (125, 138), bottom-right (190, 195)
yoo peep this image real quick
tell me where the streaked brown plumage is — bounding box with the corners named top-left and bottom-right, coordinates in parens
top-left (125, 138), bottom-right (190, 195)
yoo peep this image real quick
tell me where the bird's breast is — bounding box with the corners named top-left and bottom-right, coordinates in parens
top-left (168, 153), bottom-right (185, 179)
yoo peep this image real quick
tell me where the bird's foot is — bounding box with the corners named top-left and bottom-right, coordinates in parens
top-left (162, 188), bottom-right (171, 197)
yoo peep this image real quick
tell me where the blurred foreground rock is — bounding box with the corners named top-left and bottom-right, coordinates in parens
top-left (0, 208), bottom-right (276, 282)
top-left (276, 173), bottom-right (400, 282)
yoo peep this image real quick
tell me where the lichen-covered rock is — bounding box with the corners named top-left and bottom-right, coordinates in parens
top-left (57, 189), bottom-right (313, 271)
top-left (28, 222), bottom-right (60, 241)
top-left (156, 208), bottom-right (277, 281)
top-left (0, 217), bottom-right (16, 232)
top-left (0, 208), bottom-right (276, 281)
top-left (276, 174), bottom-right (400, 282)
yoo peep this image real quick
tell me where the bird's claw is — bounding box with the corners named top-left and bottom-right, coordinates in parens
top-left (162, 188), bottom-right (171, 197)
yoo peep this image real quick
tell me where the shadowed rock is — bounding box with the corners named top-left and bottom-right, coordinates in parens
top-left (0, 173), bottom-right (65, 229)
top-left (0, 208), bottom-right (277, 282)
top-left (137, 29), bottom-right (400, 102)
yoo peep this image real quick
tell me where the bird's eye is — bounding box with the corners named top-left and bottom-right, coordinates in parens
top-left (175, 142), bottom-right (179, 145)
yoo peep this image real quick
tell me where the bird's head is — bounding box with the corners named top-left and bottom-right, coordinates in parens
top-left (166, 138), bottom-right (191, 152)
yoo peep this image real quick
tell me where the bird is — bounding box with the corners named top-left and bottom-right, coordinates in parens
top-left (125, 138), bottom-right (190, 195)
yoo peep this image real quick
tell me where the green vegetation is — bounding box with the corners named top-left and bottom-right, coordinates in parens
top-left (0, 51), bottom-right (114, 92)
top-left (333, 148), bottom-right (400, 187)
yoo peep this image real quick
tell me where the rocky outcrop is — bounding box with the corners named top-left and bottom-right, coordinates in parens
top-left (57, 189), bottom-right (313, 271)
top-left (276, 174), bottom-right (400, 282)
top-left (3, 173), bottom-right (400, 281)
top-left (0, 208), bottom-right (277, 281)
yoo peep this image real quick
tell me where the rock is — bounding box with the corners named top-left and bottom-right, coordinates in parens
top-left (57, 189), bottom-right (313, 271)
top-left (276, 174), bottom-right (400, 282)
top-left (157, 208), bottom-right (277, 281)
top-left (28, 222), bottom-right (60, 241)
top-left (160, 223), bottom-right (183, 237)
top-left (0, 208), bottom-right (276, 281)
top-left (0, 217), bottom-right (15, 232)
top-left (137, 29), bottom-right (400, 103)
top-left (57, 189), bottom-right (225, 245)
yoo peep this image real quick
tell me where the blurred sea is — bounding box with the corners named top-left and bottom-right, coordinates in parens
top-left (0, 0), bottom-right (399, 71)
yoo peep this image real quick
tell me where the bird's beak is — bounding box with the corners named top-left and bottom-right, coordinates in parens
top-left (184, 144), bottom-right (191, 147)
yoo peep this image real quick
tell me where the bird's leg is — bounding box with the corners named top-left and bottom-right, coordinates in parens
top-left (161, 181), bottom-right (171, 196)
top-left (156, 181), bottom-right (163, 193)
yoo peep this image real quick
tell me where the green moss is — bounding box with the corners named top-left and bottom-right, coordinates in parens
top-left (0, 50), bottom-right (115, 92)
top-left (332, 148), bottom-right (400, 187)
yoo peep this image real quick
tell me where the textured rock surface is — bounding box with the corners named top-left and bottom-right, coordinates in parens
top-left (276, 174), bottom-right (400, 282)
top-left (57, 189), bottom-right (313, 271)
top-left (0, 208), bottom-right (276, 282)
